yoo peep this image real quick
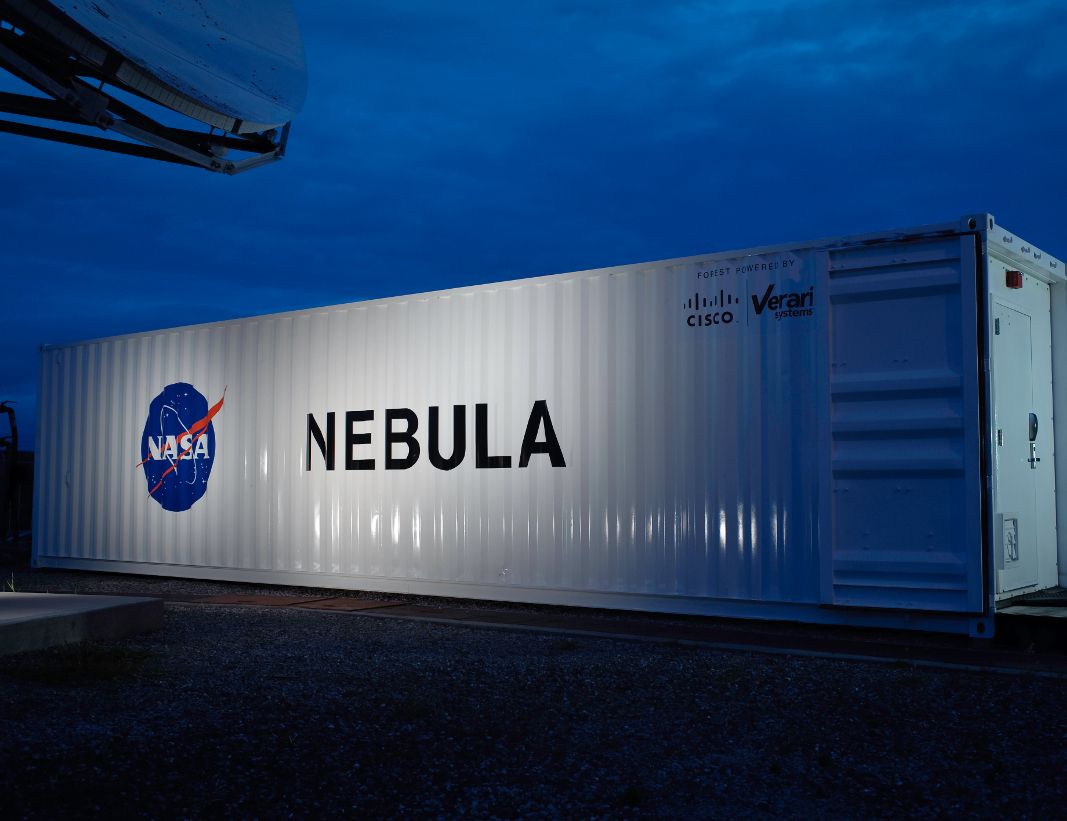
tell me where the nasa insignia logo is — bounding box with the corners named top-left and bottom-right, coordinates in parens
top-left (137, 383), bottom-right (226, 512)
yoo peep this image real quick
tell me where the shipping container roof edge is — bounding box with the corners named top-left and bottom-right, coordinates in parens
top-left (38, 212), bottom-right (1064, 351)
top-left (987, 228), bottom-right (1065, 285)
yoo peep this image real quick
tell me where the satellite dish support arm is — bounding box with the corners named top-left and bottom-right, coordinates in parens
top-left (0, 30), bottom-right (289, 174)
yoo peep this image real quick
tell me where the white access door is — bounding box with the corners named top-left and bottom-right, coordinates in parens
top-left (993, 302), bottom-right (1039, 593)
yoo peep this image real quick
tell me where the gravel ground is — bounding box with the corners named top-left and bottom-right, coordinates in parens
top-left (2, 588), bottom-right (1067, 820)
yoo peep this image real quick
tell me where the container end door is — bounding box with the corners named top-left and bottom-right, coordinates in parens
top-left (824, 236), bottom-right (984, 612)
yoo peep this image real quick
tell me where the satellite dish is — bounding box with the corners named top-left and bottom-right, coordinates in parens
top-left (0, 0), bottom-right (307, 173)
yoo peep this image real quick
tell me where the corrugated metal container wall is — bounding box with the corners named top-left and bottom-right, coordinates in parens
top-left (44, 214), bottom-right (1065, 633)
top-left (35, 249), bottom-right (827, 609)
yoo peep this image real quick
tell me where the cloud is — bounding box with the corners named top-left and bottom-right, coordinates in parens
top-left (1, 0), bottom-right (1064, 448)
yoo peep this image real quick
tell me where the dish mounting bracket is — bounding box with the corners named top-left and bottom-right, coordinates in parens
top-left (0, 14), bottom-right (289, 174)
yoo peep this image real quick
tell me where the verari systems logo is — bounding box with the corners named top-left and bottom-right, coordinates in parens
top-left (750, 283), bottom-right (814, 321)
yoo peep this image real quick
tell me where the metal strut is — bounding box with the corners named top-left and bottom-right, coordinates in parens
top-left (0, 22), bottom-right (289, 174)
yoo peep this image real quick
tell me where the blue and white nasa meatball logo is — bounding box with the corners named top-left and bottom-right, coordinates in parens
top-left (137, 383), bottom-right (225, 512)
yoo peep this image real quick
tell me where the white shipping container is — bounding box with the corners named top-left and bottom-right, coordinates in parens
top-left (33, 214), bottom-right (1067, 636)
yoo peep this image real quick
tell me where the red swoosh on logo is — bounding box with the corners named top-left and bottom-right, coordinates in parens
top-left (136, 388), bottom-right (226, 498)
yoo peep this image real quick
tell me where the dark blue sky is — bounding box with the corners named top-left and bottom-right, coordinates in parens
top-left (2, 0), bottom-right (1065, 450)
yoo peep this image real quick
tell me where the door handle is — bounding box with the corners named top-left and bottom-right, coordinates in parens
top-left (1030, 442), bottom-right (1040, 469)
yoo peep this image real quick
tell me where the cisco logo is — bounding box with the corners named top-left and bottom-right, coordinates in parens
top-left (684, 289), bottom-right (739, 327)
top-left (136, 383), bottom-right (226, 512)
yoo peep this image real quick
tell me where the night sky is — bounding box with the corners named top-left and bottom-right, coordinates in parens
top-left (1, 0), bottom-right (1065, 450)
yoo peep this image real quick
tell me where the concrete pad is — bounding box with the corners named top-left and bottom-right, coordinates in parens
top-left (291, 599), bottom-right (404, 611)
top-left (191, 594), bottom-right (332, 606)
top-left (0, 593), bottom-right (164, 656)
top-left (1000, 605), bottom-right (1067, 618)
top-left (452, 611), bottom-right (545, 626)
